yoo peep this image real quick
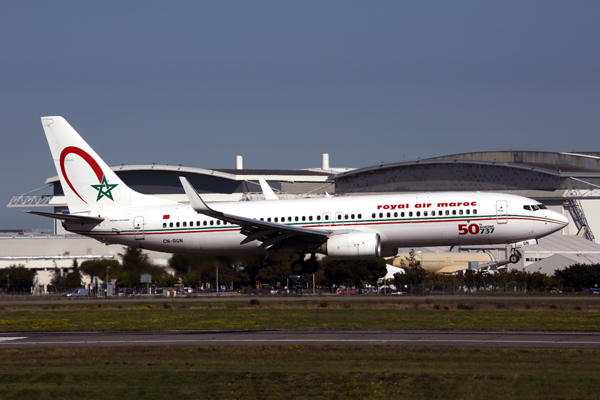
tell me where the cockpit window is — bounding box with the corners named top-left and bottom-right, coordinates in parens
top-left (531, 205), bottom-right (539, 211)
top-left (523, 205), bottom-right (531, 211)
top-left (538, 204), bottom-right (547, 210)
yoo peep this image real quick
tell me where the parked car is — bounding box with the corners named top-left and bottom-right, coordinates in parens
top-left (544, 287), bottom-right (562, 293)
top-left (62, 288), bottom-right (89, 297)
top-left (336, 288), bottom-right (357, 295)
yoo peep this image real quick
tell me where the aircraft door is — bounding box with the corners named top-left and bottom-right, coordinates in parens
top-left (496, 200), bottom-right (508, 224)
top-left (133, 216), bottom-right (145, 240)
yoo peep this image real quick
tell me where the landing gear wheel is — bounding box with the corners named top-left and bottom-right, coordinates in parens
top-left (509, 254), bottom-right (520, 264)
top-left (304, 259), bottom-right (319, 274)
top-left (290, 260), bottom-right (305, 275)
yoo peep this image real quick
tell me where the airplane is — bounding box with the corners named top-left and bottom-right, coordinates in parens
top-left (27, 116), bottom-right (569, 275)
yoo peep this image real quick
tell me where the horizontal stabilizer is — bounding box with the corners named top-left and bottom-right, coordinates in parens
top-left (25, 211), bottom-right (104, 223)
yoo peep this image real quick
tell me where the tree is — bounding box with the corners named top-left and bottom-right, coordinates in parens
top-left (0, 265), bottom-right (35, 292)
top-left (554, 264), bottom-right (600, 292)
top-left (64, 260), bottom-right (83, 289)
top-left (393, 249), bottom-right (428, 287)
top-left (50, 269), bottom-right (68, 292)
top-left (80, 259), bottom-right (121, 281)
top-left (322, 258), bottom-right (387, 288)
top-left (118, 247), bottom-right (166, 286)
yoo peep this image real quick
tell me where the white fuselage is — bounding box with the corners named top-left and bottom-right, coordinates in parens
top-left (64, 192), bottom-right (568, 256)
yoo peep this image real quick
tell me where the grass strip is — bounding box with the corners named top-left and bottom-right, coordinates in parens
top-left (0, 345), bottom-right (599, 399)
top-left (1, 300), bottom-right (600, 332)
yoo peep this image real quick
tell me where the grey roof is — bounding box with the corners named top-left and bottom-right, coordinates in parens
top-left (331, 151), bottom-right (600, 181)
top-left (525, 253), bottom-right (600, 275)
top-left (524, 235), bottom-right (600, 254)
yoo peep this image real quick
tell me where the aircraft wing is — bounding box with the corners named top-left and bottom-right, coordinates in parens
top-left (25, 211), bottom-right (104, 223)
top-left (180, 177), bottom-right (329, 251)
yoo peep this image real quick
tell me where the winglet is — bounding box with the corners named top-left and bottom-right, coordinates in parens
top-left (179, 177), bottom-right (220, 216)
top-left (258, 178), bottom-right (278, 200)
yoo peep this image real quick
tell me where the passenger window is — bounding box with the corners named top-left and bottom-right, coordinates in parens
top-left (358, 214), bottom-right (362, 219)
top-left (387, 212), bottom-right (390, 218)
top-left (459, 210), bottom-right (463, 215)
top-left (308, 216), bottom-right (312, 221)
top-left (183, 222), bottom-right (187, 227)
top-left (452, 210), bottom-right (456, 215)
top-left (288, 217), bottom-right (292, 222)
top-left (217, 221), bottom-right (221, 225)
top-left (196, 221), bottom-right (200, 227)
top-left (210, 221), bottom-right (214, 226)
top-left (345, 214), bottom-right (348, 219)
top-left (401, 212), bottom-right (405, 217)
top-left (170, 222), bottom-right (173, 227)
top-left (409, 212), bottom-right (413, 217)
top-left (203, 221), bottom-right (207, 226)
top-left (176, 222), bottom-right (180, 227)
top-left (473, 209), bottom-right (477, 215)
top-left (274, 217), bottom-right (278, 222)
top-left (379, 213), bottom-right (383, 218)
top-left (268, 218), bottom-right (271, 222)
top-left (338, 214), bottom-right (343, 220)
top-left (325, 215), bottom-right (329, 221)
top-left (295, 216), bottom-right (299, 221)
top-left (445, 210), bottom-right (449, 216)
top-left (351, 214), bottom-right (355, 219)
top-left (317, 215), bottom-right (321, 221)
top-left (163, 223), bottom-right (166, 228)
top-left (302, 216), bottom-right (306, 221)
top-left (424, 211), bottom-right (428, 216)
top-left (416, 211), bottom-right (420, 217)
top-left (466, 210), bottom-right (470, 215)
top-left (394, 212), bottom-right (398, 217)
top-left (372, 213), bottom-right (376, 218)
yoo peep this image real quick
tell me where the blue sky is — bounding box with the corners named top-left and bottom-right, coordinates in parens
top-left (2, 1), bottom-right (599, 229)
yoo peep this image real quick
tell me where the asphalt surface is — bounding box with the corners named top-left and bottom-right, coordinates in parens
top-left (2, 330), bottom-right (600, 349)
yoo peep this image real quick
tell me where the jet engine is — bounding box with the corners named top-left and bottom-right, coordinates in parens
top-left (320, 231), bottom-right (381, 260)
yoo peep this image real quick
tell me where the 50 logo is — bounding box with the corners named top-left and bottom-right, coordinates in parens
top-left (458, 224), bottom-right (494, 235)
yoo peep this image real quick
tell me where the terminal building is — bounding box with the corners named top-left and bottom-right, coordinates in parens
top-left (6, 151), bottom-right (600, 291)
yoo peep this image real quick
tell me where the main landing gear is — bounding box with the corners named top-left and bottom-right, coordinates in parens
top-left (290, 254), bottom-right (320, 275)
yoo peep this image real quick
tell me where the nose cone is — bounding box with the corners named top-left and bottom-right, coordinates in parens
top-left (558, 213), bottom-right (569, 226)
top-left (549, 211), bottom-right (569, 232)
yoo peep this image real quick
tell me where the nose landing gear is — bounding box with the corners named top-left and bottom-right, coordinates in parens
top-left (509, 248), bottom-right (522, 264)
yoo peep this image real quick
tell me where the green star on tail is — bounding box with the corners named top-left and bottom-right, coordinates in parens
top-left (91, 176), bottom-right (118, 201)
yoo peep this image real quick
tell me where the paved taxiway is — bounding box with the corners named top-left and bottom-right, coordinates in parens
top-left (2, 330), bottom-right (600, 349)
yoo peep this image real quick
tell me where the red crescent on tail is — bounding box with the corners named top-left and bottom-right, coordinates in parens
top-left (60, 146), bottom-right (104, 204)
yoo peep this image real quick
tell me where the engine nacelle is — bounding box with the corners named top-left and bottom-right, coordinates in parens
top-left (321, 232), bottom-right (381, 260)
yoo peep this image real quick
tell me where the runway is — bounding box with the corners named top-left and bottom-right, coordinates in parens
top-left (2, 330), bottom-right (600, 349)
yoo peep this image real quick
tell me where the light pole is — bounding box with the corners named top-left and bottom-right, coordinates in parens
top-left (6, 274), bottom-right (9, 291)
top-left (106, 266), bottom-right (110, 297)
